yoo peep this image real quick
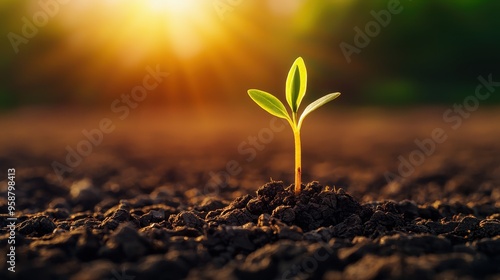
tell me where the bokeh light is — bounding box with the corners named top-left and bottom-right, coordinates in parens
top-left (0, 0), bottom-right (499, 109)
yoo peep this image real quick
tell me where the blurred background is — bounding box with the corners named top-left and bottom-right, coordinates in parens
top-left (1, 0), bottom-right (500, 110)
top-left (1, 0), bottom-right (500, 192)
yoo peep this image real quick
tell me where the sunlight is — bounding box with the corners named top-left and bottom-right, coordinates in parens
top-left (144, 0), bottom-right (217, 59)
top-left (47, 0), bottom-right (274, 108)
top-left (56, 0), bottom-right (221, 60)
top-left (148, 0), bottom-right (198, 13)
top-left (155, 0), bottom-right (210, 59)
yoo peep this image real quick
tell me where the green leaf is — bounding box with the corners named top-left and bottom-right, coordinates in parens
top-left (297, 92), bottom-right (340, 129)
top-left (285, 57), bottom-right (307, 113)
top-left (248, 89), bottom-right (291, 121)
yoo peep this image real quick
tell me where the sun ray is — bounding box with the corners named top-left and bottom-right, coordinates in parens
top-left (44, 0), bottom-right (280, 108)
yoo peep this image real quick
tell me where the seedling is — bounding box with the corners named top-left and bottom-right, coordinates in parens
top-left (248, 57), bottom-right (340, 195)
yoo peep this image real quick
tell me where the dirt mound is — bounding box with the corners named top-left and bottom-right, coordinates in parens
top-left (1, 181), bottom-right (499, 280)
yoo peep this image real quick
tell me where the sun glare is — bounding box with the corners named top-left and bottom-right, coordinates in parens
top-left (48, 0), bottom-right (271, 108)
top-left (149, 0), bottom-right (198, 13)
top-left (153, 0), bottom-right (211, 58)
top-left (141, 0), bottom-right (219, 59)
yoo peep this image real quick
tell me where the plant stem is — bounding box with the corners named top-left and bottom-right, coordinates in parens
top-left (293, 127), bottom-right (302, 195)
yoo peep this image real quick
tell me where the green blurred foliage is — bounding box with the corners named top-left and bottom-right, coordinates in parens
top-left (330, 0), bottom-right (500, 105)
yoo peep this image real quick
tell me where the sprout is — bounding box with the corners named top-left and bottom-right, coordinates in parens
top-left (248, 57), bottom-right (340, 195)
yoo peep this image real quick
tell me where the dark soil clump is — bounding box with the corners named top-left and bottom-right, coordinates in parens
top-left (1, 181), bottom-right (499, 280)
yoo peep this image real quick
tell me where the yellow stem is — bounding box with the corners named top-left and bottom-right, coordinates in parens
top-left (293, 127), bottom-right (302, 195)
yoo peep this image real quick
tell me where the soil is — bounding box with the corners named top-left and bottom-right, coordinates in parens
top-left (0, 108), bottom-right (499, 280)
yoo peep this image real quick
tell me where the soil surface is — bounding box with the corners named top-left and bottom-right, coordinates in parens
top-left (0, 107), bottom-right (499, 280)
